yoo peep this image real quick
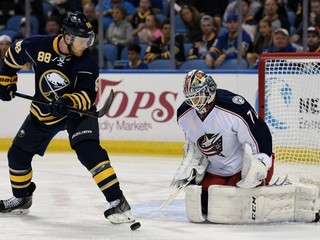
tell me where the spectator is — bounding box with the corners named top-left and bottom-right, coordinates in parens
top-left (179, 5), bottom-right (202, 43)
top-left (96, 0), bottom-right (136, 30)
top-left (254, 0), bottom-right (290, 33)
top-left (83, 2), bottom-right (99, 35)
top-left (127, 0), bottom-right (162, 13)
top-left (14, 0), bottom-right (44, 33)
top-left (13, 17), bottom-right (33, 42)
top-left (124, 43), bottom-right (149, 69)
top-left (310, 0), bottom-right (320, 27)
top-left (223, 0), bottom-right (262, 27)
top-left (0, 1), bottom-right (16, 30)
top-left (241, 0), bottom-right (258, 42)
top-left (83, 2), bottom-right (100, 62)
top-left (246, 16), bottom-right (273, 68)
top-left (192, 0), bottom-right (229, 30)
top-left (205, 14), bottom-right (252, 69)
top-left (144, 20), bottom-right (185, 67)
top-left (44, 16), bottom-right (60, 35)
top-left (134, 14), bottom-right (162, 45)
top-left (251, 28), bottom-right (297, 69)
top-left (105, 5), bottom-right (133, 57)
top-left (0, 34), bottom-right (12, 65)
top-left (307, 26), bottom-right (320, 52)
top-left (188, 15), bottom-right (218, 60)
top-left (50, 0), bottom-right (82, 26)
top-left (131, 0), bottom-right (153, 30)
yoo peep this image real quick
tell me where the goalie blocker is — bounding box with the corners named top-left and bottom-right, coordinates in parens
top-left (185, 183), bottom-right (320, 224)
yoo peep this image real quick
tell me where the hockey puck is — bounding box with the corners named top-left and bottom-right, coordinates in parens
top-left (130, 222), bottom-right (141, 231)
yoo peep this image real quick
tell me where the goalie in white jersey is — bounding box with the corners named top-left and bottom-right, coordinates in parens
top-left (171, 70), bottom-right (320, 223)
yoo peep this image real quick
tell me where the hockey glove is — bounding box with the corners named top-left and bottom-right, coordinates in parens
top-left (0, 75), bottom-right (17, 101)
top-left (50, 96), bottom-right (74, 118)
top-left (170, 140), bottom-right (209, 189)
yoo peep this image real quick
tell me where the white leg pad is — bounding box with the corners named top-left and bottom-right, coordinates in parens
top-left (207, 184), bottom-right (319, 224)
top-left (294, 182), bottom-right (319, 222)
top-left (184, 185), bottom-right (205, 223)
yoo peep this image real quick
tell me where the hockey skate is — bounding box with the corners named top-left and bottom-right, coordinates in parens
top-left (0, 182), bottom-right (36, 214)
top-left (104, 196), bottom-right (135, 224)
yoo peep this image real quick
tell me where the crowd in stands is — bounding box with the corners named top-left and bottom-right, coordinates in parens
top-left (0, 0), bottom-right (320, 70)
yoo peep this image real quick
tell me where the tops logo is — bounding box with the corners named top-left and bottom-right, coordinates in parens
top-left (96, 79), bottom-right (178, 123)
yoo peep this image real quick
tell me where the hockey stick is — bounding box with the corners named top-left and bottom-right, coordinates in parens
top-left (156, 176), bottom-right (195, 211)
top-left (14, 90), bottom-right (114, 118)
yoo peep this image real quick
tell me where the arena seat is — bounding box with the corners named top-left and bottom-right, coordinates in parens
top-left (179, 59), bottom-right (208, 70)
top-left (6, 15), bottom-right (39, 35)
top-left (218, 58), bottom-right (248, 69)
top-left (148, 59), bottom-right (175, 69)
top-left (102, 44), bottom-right (119, 69)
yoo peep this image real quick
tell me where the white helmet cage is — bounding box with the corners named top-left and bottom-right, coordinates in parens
top-left (183, 69), bottom-right (217, 114)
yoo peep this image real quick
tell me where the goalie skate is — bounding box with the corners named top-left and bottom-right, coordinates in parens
top-left (0, 182), bottom-right (36, 215)
top-left (104, 196), bottom-right (135, 224)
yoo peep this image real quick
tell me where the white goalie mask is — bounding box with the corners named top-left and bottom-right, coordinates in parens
top-left (183, 69), bottom-right (217, 114)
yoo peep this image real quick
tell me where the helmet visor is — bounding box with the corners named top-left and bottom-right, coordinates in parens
top-left (72, 33), bottom-right (95, 47)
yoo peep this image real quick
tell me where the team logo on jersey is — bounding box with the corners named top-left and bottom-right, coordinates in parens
top-left (39, 70), bottom-right (70, 101)
top-left (197, 133), bottom-right (224, 157)
top-left (232, 96), bottom-right (245, 105)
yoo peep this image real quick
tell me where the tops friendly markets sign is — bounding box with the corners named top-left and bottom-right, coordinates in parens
top-left (0, 72), bottom-right (258, 142)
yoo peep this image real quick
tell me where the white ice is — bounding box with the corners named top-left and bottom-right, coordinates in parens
top-left (0, 152), bottom-right (319, 240)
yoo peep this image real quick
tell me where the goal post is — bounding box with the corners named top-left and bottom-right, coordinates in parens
top-left (258, 52), bottom-right (320, 180)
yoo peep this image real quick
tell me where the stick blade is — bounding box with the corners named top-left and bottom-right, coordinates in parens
top-left (97, 89), bottom-right (114, 118)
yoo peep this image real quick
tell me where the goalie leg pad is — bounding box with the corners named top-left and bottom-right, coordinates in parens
top-left (185, 185), bottom-right (205, 223)
top-left (294, 182), bottom-right (319, 222)
top-left (206, 183), bottom-right (319, 224)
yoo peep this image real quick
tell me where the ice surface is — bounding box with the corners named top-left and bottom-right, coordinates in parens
top-left (0, 152), bottom-right (319, 240)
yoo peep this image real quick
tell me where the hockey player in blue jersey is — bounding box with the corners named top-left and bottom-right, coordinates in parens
top-left (0, 11), bottom-right (135, 224)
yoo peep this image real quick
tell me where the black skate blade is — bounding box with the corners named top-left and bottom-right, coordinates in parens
top-left (0, 209), bottom-right (30, 215)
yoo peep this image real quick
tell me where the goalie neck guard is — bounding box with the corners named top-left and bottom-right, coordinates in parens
top-left (183, 69), bottom-right (217, 115)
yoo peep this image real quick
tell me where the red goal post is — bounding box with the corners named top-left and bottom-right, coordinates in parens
top-left (258, 52), bottom-right (320, 180)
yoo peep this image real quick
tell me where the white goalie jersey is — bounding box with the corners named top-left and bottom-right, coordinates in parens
top-left (177, 89), bottom-right (273, 177)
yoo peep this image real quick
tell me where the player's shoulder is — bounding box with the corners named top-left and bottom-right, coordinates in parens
top-left (76, 49), bottom-right (99, 71)
top-left (177, 101), bottom-right (192, 120)
top-left (215, 89), bottom-right (250, 113)
top-left (20, 34), bottom-right (56, 46)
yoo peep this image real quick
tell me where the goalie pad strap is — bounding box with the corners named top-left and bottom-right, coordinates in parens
top-left (0, 75), bottom-right (17, 86)
top-left (207, 184), bottom-right (319, 223)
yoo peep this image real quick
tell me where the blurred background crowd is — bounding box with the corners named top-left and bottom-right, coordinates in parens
top-left (0, 0), bottom-right (318, 70)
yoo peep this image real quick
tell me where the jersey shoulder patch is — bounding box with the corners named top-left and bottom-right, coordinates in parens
top-left (215, 89), bottom-right (250, 114)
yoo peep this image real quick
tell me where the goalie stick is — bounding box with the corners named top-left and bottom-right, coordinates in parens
top-left (14, 90), bottom-right (114, 118)
top-left (156, 176), bottom-right (195, 211)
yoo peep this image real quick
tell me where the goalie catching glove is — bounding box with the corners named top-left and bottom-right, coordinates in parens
top-left (0, 75), bottom-right (17, 101)
top-left (171, 140), bottom-right (209, 188)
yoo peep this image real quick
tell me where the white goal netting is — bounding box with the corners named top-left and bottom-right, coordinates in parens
top-left (259, 54), bottom-right (320, 182)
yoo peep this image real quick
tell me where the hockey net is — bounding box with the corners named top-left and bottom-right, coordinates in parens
top-left (258, 53), bottom-right (320, 182)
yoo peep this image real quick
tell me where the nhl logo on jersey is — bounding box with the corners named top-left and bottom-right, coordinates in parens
top-left (18, 129), bottom-right (25, 138)
top-left (232, 96), bottom-right (245, 105)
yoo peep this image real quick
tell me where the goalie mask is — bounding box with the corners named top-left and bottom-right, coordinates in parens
top-left (62, 11), bottom-right (95, 47)
top-left (183, 69), bottom-right (217, 114)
